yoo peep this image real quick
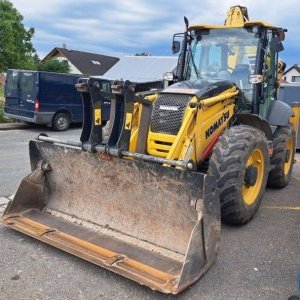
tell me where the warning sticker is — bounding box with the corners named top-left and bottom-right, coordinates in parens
top-left (125, 113), bottom-right (132, 130)
top-left (94, 109), bottom-right (102, 126)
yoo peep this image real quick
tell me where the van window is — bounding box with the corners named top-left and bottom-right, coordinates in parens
top-left (19, 72), bottom-right (35, 93)
top-left (6, 71), bottom-right (19, 91)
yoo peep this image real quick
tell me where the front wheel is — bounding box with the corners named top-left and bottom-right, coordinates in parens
top-left (208, 125), bottom-right (269, 225)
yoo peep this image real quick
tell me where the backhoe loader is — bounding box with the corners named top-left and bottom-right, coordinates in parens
top-left (2, 6), bottom-right (300, 294)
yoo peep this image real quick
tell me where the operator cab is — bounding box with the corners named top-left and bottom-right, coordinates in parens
top-left (171, 19), bottom-right (286, 119)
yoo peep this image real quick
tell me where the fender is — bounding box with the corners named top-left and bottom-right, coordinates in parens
top-left (267, 100), bottom-right (294, 126)
top-left (235, 113), bottom-right (273, 140)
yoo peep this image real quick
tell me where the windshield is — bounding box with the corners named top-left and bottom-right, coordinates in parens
top-left (186, 27), bottom-right (259, 110)
top-left (187, 28), bottom-right (259, 81)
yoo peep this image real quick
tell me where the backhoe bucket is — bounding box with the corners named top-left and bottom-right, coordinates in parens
top-left (2, 140), bottom-right (220, 294)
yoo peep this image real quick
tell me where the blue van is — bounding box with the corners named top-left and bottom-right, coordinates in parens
top-left (4, 70), bottom-right (111, 131)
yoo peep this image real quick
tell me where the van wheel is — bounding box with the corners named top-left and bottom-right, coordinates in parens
top-left (52, 112), bottom-right (70, 131)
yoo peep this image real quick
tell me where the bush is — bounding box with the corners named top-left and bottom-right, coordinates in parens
top-left (38, 58), bottom-right (70, 73)
top-left (0, 86), bottom-right (12, 123)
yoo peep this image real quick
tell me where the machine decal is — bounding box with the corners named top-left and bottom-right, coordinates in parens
top-left (205, 111), bottom-right (230, 139)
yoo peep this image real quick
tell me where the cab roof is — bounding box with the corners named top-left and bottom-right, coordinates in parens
top-left (189, 21), bottom-right (286, 40)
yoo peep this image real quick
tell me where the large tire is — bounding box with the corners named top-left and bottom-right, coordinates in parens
top-left (267, 125), bottom-right (295, 188)
top-left (52, 112), bottom-right (70, 131)
top-left (208, 125), bottom-right (269, 225)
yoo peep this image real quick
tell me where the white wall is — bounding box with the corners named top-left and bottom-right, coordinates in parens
top-left (52, 53), bottom-right (82, 74)
top-left (284, 68), bottom-right (300, 83)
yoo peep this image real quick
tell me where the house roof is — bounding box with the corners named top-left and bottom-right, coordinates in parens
top-left (101, 56), bottom-right (178, 83)
top-left (284, 64), bottom-right (300, 75)
top-left (43, 48), bottom-right (119, 76)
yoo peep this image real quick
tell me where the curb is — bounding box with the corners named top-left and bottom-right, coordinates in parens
top-left (0, 123), bottom-right (32, 131)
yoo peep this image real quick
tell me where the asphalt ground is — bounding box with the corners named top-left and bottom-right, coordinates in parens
top-left (0, 126), bottom-right (299, 300)
top-left (0, 125), bottom-right (81, 196)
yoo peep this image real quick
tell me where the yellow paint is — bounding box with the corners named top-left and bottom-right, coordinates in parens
top-left (195, 99), bottom-right (235, 163)
top-left (125, 113), bottom-right (133, 130)
top-left (146, 88), bottom-right (237, 165)
top-left (189, 6), bottom-right (283, 38)
top-left (94, 109), bottom-right (101, 126)
top-left (189, 22), bottom-right (279, 30)
top-left (225, 6), bottom-right (248, 27)
top-left (165, 102), bottom-right (197, 162)
top-left (242, 148), bottom-right (265, 206)
top-left (200, 90), bottom-right (238, 107)
top-left (284, 136), bottom-right (294, 176)
top-left (147, 132), bottom-right (176, 158)
top-left (290, 104), bottom-right (300, 146)
top-left (129, 94), bottom-right (158, 152)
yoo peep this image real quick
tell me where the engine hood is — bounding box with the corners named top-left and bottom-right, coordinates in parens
top-left (161, 79), bottom-right (236, 99)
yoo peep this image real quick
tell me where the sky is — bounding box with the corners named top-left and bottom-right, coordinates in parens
top-left (10, 0), bottom-right (300, 68)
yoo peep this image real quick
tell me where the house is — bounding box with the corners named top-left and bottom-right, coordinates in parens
top-left (42, 47), bottom-right (119, 76)
top-left (283, 64), bottom-right (300, 83)
top-left (102, 56), bottom-right (178, 83)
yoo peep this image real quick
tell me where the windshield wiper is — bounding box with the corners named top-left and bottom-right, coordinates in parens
top-left (188, 47), bottom-right (202, 79)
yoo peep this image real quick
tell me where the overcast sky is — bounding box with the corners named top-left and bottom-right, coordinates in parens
top-left (10, 0), bottom-right (300, 68)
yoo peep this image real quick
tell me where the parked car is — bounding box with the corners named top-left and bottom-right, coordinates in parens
top-left (4, 70), bottom-right (111, 131)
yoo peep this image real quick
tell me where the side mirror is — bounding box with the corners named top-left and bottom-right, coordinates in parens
top-left (163, 72), bottom-right (175, 82)
top-left (249, 74), bottom-right (264, 84)
top-left (270, 36), bottom-right (284, 53)
top-left (172, 40), bottom-right (181, 54)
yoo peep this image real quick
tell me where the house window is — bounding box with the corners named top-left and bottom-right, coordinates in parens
top-left (291, 76), bottom-right (300, 82)
top-left (91, 60), bottom-right (101, 65)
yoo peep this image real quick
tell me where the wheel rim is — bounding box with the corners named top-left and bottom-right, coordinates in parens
top-left (57, 116), bottom-right (67, 130)
top-left (243, 148), bottom-right (264, 206)
top-left (284, 136), bottom-right (293, 176)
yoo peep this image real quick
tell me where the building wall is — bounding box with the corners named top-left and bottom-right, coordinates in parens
top-left (52, 53), bottom-right (82, 74)
top-left (284, 68), bottom-right (300, 83)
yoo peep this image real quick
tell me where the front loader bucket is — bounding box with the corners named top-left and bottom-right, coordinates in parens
top-left (2, 140), bottom-right (220, 293)
top-left (2, 140), bottom-right (220, 294)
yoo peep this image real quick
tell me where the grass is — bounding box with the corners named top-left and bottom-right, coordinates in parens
top-left (0, 86), bottom-right (11, 123)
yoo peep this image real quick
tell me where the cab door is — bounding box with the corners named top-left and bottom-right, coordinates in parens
top-left (259, 30), bottom-right (279, 118)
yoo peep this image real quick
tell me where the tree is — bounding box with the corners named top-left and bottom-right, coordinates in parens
top-left (0, 0), bottom-right (37, 72)
top-left (38, 58), bottom-right (70, 73)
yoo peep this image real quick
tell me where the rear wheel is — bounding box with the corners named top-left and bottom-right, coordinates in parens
top-left (267, 125), bottom-right (295, 188)
top-left (52, 112), bottom-right (70, 131)
top-left (208, 125), bottom-right (269, 225)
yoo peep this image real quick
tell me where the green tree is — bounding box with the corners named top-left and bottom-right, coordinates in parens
top-left (0, 0), bottom-right (37, 71)
top-left (38, 58), bottom-right (70, 73)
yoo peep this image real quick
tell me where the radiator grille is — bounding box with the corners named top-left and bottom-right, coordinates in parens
top-left (151, 94), bottom-right (191, 135)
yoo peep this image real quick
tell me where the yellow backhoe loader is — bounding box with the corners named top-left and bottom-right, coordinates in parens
top-left (2, 6), bottom-right (300, 294)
